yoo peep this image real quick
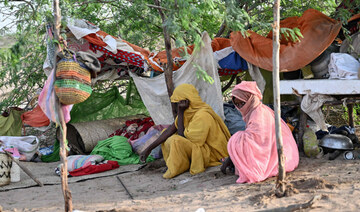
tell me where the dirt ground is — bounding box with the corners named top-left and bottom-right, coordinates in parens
top-left (1, 148), bottom-right (360, 211)
top-left (1, 108), bottom-right (360, 212)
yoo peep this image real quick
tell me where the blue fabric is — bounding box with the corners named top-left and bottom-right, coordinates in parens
top-left (218, 51), bottom-right (248, 71)
top-left (223, 103), bottom-right (246, 135)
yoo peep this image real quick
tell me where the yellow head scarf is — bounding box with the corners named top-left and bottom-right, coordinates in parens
top-left (170, 84), bottom-right (231, 140)
top-left (171, 84), bottom-right (211, 126)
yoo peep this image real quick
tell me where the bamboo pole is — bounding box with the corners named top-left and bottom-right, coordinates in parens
top-left (272, 0), bottom-right (286, 197)
top-left (53, 0), bottom-right (73, 211)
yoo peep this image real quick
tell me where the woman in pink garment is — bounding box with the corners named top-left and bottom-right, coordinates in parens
top-left (221, 81), bottom-right (299, 183)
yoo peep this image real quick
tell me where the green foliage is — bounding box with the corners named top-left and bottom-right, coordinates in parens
top-left (343, 104), bottom-right (360, 126)
top-left (1, 0), bottom-right (359, 113)
top-left (193, 63), bottom-right (214, 85)
top-left (280, 27), bottom-right (304, 42)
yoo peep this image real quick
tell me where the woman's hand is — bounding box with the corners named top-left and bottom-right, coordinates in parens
top-left (178, 99), bottom-right (189, 111)
top-left (139, 149), bottom-right (151, 164)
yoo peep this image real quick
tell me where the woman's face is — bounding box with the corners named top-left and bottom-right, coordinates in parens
top-left (232, 96), bottom-right (246, 109)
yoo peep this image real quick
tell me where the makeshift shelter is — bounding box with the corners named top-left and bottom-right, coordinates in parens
top-left (18, 9), bottom-right (360, 156)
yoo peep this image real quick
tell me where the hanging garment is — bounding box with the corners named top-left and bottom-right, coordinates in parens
top-left (21, 105), bottom-right (50, 127)
top-left (38, 68), bottom-right (73, 124)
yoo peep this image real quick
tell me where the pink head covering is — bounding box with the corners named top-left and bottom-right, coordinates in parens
top-left (228, 81), bottom-right (299, 183)
top-left (232, 81), bottom-right (262, 122)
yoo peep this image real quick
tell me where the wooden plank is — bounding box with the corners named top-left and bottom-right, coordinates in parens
top-left (280, 79), bottom-right (360, 95)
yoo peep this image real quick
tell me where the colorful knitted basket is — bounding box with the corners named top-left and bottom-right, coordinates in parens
top-left (55, 58), bottom-right (92, 105)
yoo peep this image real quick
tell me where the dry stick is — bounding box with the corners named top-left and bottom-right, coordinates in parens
top-left (53, 0), bottom-right (73, 211)
top-left (116, 176), bottom-right (134, 200)
top-left (3, 150), bottom-right (43, 187)
top-left (272, 0), bottom-right (286, 197)
top-left (259, 195), bottom-right (321, 212)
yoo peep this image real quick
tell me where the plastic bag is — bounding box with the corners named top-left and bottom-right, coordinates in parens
top-left (0, 136), bottom-right (39, 161)
top-left (131, 127), bottom-right (163, 159)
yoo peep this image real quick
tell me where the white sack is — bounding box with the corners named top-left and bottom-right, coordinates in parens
top-left (301, 91), bottom-right (335, 131)
top-left (0, 136), bottom-right (40, 161)
top-left (328, 53), bottom-right (360, 79)
top-left (130, 32), bottom-right (224, 125)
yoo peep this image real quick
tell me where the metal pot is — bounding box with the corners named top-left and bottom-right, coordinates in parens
top-left (319, 134), bottom-right (354, 150)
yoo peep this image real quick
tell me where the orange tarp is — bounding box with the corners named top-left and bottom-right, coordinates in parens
top-left (230, 9), bottom-right (342, 72)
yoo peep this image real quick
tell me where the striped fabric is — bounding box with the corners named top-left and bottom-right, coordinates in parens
top-left (66, 155), bottom-right (104, 172)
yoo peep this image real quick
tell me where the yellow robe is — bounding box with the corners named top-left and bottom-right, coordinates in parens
top-left (161, 84), bottom-right (230, 178)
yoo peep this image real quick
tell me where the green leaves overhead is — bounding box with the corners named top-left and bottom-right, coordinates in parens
top-left (0, 0), bottom-right (359, 112)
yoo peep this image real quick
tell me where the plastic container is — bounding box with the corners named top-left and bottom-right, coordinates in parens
top-left (303, 126), bottom-right (321, 157)
top-left (10, 157), bottom-right (20, 183)
top-left (0, 152), bottom-right (11, 186)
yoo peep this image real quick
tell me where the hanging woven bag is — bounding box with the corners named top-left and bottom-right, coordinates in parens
top-left (55, 52), bottom-right (92, 105)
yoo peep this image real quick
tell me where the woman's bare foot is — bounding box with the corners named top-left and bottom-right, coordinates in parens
top-left (220, 157), bottom-right (235, 174)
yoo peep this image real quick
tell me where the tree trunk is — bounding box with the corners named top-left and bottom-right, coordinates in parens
top-left (53, 0), bottom-right (73, 211)
top-left (272, 0), bottom-right (286, 197)
top-left (153, 0), bottom-right (176, 118)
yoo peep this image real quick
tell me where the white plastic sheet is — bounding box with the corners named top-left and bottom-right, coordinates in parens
top-left (130, 32), bottom-right (224, 125)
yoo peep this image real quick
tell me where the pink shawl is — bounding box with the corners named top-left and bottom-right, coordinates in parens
top-left (228, 81), bottom-right (299, 183)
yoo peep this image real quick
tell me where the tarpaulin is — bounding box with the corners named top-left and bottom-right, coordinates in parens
top-left (230, 9), bottom-right (341, 72)
top-left (0, 109), bottom-right (24, 136)
top-left (130, 32), bottom-right (225, 125)
top-left (69, 83), bottom-right (148, 123)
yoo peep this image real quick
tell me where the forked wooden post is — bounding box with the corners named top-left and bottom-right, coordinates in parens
top-left (53, 0), bottom-right (73, 211)
top-left (272, 0), bottom-right (286, 197)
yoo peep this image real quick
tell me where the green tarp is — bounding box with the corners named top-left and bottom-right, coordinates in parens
top-left (69, 81), bottom-right (149, 123)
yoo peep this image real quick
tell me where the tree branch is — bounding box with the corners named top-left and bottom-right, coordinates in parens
top-left (146, 3), bottom-right (169, 11)
top-left (215, 21), bottom-right (227, 37)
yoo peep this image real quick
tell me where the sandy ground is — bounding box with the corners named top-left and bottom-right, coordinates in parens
top-left (1, 152), bottom-right (360, 212)
top-left (1, 109), bottom-right (359, 212)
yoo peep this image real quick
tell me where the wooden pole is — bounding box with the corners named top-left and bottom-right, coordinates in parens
top-left (272, 0), bottom-right (286, 197)
top-left (153, 0), bottom-right (176, 118)
top-left (53, 0), bottom-right (73, 211)
top-left (347, 104), bottom-right (354, 128)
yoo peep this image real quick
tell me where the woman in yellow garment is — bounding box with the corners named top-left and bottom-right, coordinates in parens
top-left (140, 84), bottom-right (230, 178)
